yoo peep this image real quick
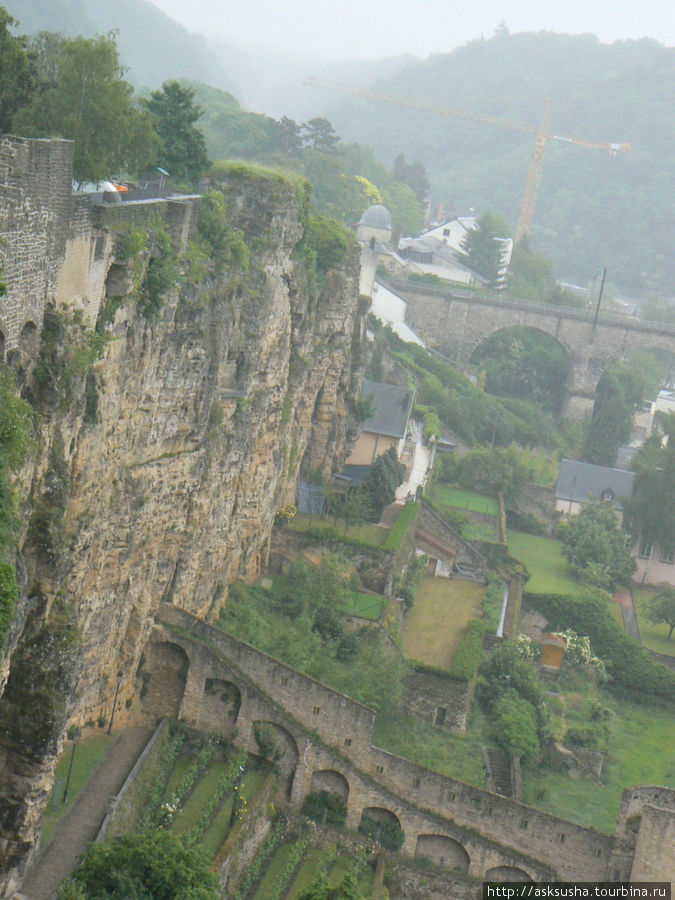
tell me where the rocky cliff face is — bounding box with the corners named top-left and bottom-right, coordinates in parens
top-left (0, 168), bottom-right (364, 892)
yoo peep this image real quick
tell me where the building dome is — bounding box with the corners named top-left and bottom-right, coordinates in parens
top-left (359, 204), bottom-right (392, 230)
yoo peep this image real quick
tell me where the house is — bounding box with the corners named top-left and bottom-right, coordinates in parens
top-left (555, 459), bottom-right (675, 588)
top-left (555, 459), bottom-right (634, 516)
top-left (344, 379), bottom-right (415, 468)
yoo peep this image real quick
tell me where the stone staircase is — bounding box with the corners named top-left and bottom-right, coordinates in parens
top-left (482, 747), bottom-right (514, 798)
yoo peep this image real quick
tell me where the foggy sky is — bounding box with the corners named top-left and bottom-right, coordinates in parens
top-left (149, 0), bottom-right (674, 60)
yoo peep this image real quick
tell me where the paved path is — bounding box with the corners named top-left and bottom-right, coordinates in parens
top-left (18, 725), bottom-right (153, 900)
top-left (612, 588), bottom-right (641, 642)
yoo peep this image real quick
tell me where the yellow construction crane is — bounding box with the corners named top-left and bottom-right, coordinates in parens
top-left (303, 76), bottom-right (631, 242)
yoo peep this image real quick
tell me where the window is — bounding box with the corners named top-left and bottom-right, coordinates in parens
top-left (413, 777), bottom-right (421, 788)
top-left (434, 707), bottom-right (447, 727)
top-left (447, 791), bottom-right (455, 802)
top-left (600, 488), bottom-right (614, 502)
top-left (376, 765), bottom-right (384, 775)
top-left (660, 547), bottom-right (674, 564)
top-left (557, 834), bottom-right (566, 843)
top-left (593, 848), bottom-right (602, 857)
top-left (344, 738), bottom-right (352, 747)
top-left (471, 798), bottom-right (480, 808)
top-left (623, 530), bottom-right (633, 551)
top-left (639, 540), bottom-right (654, 559)
top-left (312, 706), bottom-right (320, 715)
top-left (520, 819), bottom-right (529, 829)
top-left (280, 676), bottom-right (288, 685)
top-left (442, 228), bottom-right (450, 237)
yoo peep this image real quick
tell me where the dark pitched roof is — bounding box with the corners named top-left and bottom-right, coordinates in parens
top-left (555, 459), bottom-right (634, 508)
top-left (360, 379), bottom-right (415, 439)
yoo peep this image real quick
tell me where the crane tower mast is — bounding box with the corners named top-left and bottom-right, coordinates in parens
top-left (303, 76), bottom-right (630, 242)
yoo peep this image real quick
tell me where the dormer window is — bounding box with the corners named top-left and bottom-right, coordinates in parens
top-left (600, 488), bottom-right (614, 502)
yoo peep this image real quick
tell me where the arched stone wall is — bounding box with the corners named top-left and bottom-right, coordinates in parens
top-left (18, 321), bottom-right (38, 356)
top-left (310, 769), bottom-right (350, 804)
top-left (485, 865), bottom-right (533, 882)
top-left (251, 721), bottom-right (299, 773)
top-left (415, 834), bottom-right (470, 873)
top-left (140, 641), bottom-right (189, 721)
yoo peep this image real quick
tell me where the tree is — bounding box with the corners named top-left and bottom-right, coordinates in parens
top-left (360, 448), bottom-right (405, 522)
top-left (302, 117), bottom-right (340, 151)
top-left (558, 503), bottom-right (635, 590)
top-left (640, 587), bottom-right (675, 641)
top-left (13, 33), bottom-right (157, 184)
top-left (142, 80), bottom-right (210, 181)
top-left (457, 212), bottom-right (510, 288)
top-left (392, 152), bottom-right (429, 204)
top-left (298, 873), bottom-right (365, 899)
top-left (59, 830), bottom-right (219, 899)
top-left (581, 362), bottom-right (645, 467)
top-left (452, 444), bottom-right (532, 504)
top-left (0, 7), bottom-right (35, 132)
top-left (625, 412), bottom-right (675, 552)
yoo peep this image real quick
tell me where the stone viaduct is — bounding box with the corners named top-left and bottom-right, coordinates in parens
top-left (146, 604), bottom-right (674, 885)
top-left (379, 278), bottom-right (675, 419)
top-left (0, 135), bottom-right (200, 362)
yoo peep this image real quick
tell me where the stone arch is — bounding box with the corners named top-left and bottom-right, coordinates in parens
top-left (358, 807), bottom-right (405, 851)
top-left (19, 321), bottom-right (38, 357)
top-left (415, 834), bottom-right (470, 873)
top-left (485, 865), bottom-right (534, 882)
top-left (201, 677), bottom-right (241, 734)
top-left (309, 769), bottom-right (350, 804)
top-left (251, 720), bottom-right (299, 772)
top-left (0, 328), bottom-right (5, 363)
top-left (139, 640), bottom-right (189, 721)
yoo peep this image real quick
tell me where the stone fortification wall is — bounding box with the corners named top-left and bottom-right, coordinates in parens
top-left (0, 136), bottom-right (74, 349)
top-left (0, 135), bottom-right (201, 355)
top-left (158, 606), bottom-right (616, 882)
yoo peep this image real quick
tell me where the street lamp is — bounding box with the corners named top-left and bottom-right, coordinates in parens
top-left (107, 669), bottom-right (124, 734)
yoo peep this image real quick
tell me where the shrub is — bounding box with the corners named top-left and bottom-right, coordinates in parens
top-left (301, 790), bottom-right (346, 825)
top-left (0, 561), bottom-right (18, 648)
top-left (302, 214), bottom-right (352, 272)
top-left (526, 590), bottom-right (675, 703)
top-left (139, 226), bottom-right (178, 318)
top-left (493, 690), bottom-right (540, 761)
top-left (358, 813), bottom-right (404, 851)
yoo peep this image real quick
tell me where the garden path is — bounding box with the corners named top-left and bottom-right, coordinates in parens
top-left (17, 725), bottom-right (153, 900)
top-left (613, 588), bottom-right (641, 642)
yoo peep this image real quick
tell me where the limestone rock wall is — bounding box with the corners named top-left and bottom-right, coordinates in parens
top-left (0, 168), bottom-right (364, 893)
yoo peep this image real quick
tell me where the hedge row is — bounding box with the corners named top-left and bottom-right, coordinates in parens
top-left (449, 619), bottom-right (488, 681)
top-left (383, 500), bottom-right (420, 552)
top-left (525, 591), bottom-right (675, 703)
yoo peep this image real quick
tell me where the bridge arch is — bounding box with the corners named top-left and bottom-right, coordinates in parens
top-left (469, 325), bottom-right (570, 413)
top-left (141, 640), bottom-right (189, 720)
top-left (486, 865), bottom-right (534, 882)
top-left (201, 677), bottom-right (241, 733)
top-left (415, 834), bottom-right (470, 873)
top-left (358, 807), bottom-right (405, 851)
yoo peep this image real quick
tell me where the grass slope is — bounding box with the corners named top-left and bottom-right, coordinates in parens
top-left (507, 530), bottom-right (580, 594)
top-left (401, 576), bottom-right (484, 669)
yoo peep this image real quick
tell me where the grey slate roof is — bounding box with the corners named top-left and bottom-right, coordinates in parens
top-left (360, 379), bottom-right (415, 439)
top-left (555, 459), bottom-right (634, 508)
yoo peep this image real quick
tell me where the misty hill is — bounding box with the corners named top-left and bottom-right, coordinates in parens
top-left (322, 31), bottom-right (675, 293)
top-left (5, 0), bottom-right (237, 92)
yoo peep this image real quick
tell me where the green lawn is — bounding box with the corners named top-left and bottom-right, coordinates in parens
top-left (200, 767), bottom-right (268, 856)
top-left (252, 842), bottom-right (296, 900)
top-left (401, 577), bottom-right (484, 669)
top-left (42, 733), bottom-right (115, 844)
top-left (285, 513), bottom-right (389, 547)
top-left (429, 485), bottom-right (499, 516)
top-left (372, 708), bottom-right (492, 787)
top-left (287, 847), bottom-right (327, 899)
top-left (340, 590), bottom-right (386, 620)
top-left (633, 588), bottom-right (675, 657)
top-left (507, 529), bottom-right (581, 594)
top-left (523, 691), bottom-right (675, 832)
top-left (169, 761), bottom-right (232, 836)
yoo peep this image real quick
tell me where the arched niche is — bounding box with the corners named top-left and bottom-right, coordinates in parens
top-left (19, 321), bottom-right (38, 357)
top-left (310, 769), bottom-right (350, 804)
top-left (486, 865), bottom-right (533, 882)
top-left (0, 329), bottom-right (5, 364)
top-left (358, 807), bottom-right (404, 851)
top-left (415, 834), bottom-right (470, 873)
top-left (139, 640), bottom-right (189, 720)
top-left (252, 720), bottom-right (299, 772)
